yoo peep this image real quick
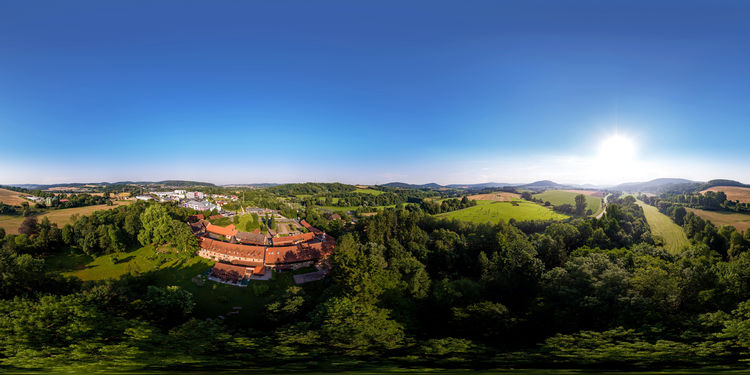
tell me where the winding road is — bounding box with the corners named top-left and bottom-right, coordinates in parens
top-left (595, 193), bottom-right (612, 219)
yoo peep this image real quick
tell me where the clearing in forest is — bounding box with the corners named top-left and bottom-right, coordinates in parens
top-left (353, 188), bottom-right (384, 195)
top-left (636, 200), bottom-right (690, 254)
top-left (533, 190), bottom-right (603, 216)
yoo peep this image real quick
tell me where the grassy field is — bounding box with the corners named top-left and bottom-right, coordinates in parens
top-left (0, 187), bottom-right (29, 206)
top-left (468, 192), bottom-right (521, 201)
top-left (533, 190), bottom-right (603, 216)
top-left (0, 200), bottom-right (133, 234)
top-left (686, 208), bottom-right (750, 232)
top-left (354, 188), bottom-right (384, 195)
top-left (46, 245), bottom-right (300, 322)
top-left (436, 200), bottom-right (567, 224)
top-left (637, 200), bottom-right (690, 254)
top-left (701, 185), bottom-right (750, 203)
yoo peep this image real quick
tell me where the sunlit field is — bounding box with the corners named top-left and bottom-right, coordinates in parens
top-left (436, 199), bottom-right (568, 223)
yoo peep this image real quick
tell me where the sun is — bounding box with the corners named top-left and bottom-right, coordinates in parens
top-left (598, 134), bottom-right (637, 163)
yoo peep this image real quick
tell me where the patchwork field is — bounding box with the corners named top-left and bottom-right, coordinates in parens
top-left (0, 200), bottom-right (132, 234)
top-left (0, 187), bottom-right (29, 206)
top-left (637, 200), bottom-right (690, 254)
top-left (468, 191), bottom-right (521, 201)
top-left (45, 245), bottom-right (298, 323)
top-left (701, 186), bottom-right (750, 203)
top-left (435, 200), bottom-right (568, 224)
top-left (533, 190), bottom-right (603, 216)
top-left (686, 207), bottom-right (750, 232)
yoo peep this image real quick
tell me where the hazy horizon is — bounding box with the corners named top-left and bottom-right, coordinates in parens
top-left (2, 1), bottom-right (750, 185)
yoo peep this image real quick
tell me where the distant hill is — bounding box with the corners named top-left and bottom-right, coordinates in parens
top-left (517, 180), bottom-right (569, 190)
top-left (445, 182), bottom-right (513, 190)
top-left (222, 183), bottom-right (280, 188)
top-left (700, 179), bottom-right (750, 190)
top-left (5, 180), bottom-right (216, 190)
top-left (380, 182), bottom-right (444, 189)
top-left (611, 178), bottom-right (696, 193)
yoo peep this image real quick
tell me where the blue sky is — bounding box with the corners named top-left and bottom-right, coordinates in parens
top-left (1, 0), bottom-right (749, 185)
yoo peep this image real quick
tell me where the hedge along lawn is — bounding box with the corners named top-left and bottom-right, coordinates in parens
top-left (46, 245), bottom-right (299, 324)
top-left (533, 190), bottom-right (603, 216)
top-left (435, 200), bottom-right (568, 224)
top-left (636, 200), bottom-right (690, 254)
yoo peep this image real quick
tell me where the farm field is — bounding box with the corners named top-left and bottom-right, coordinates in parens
top-left (0, 187), bottom-right (29, 206)
top-left (637, 200), bottom-right (690, 254)
top-left (701, 185), bottom-right (750, 203)
top-left (533, 190), bottom-right (603, 216)
top-left (686, 208), bottom-right (750, 232)
top-left (354, 188), bottom-right (384, 195)
top-left (46, 245), bottom-right (299, 322)
top-left (468, 191), bottom-right (521, 201)
top-left (0, 200), bottom-right (132, 234)
top-left (436, 200), bottom-right (568, 224)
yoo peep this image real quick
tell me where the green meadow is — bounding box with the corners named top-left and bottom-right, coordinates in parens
top-left (436, 200), bottom-right (568, 223)
top-left (45, 246), bottom-right (299, 322)
top-left (353, 188), bottom-right (384, 195)
top-left (636, 200), bottom-right (690, 254)
top-left (533, 190), bottom-right (603, 216)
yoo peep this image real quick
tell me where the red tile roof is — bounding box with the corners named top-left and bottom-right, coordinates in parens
top-left (188, 214), bottom-right (205, 222)
top-left (235, 230), bottom-right (268, 245)
top-left (206, 223), bottom-right (237, 237)
top-left (300, 220), bottom-right (323, 235)
top-left (264, 244), bottom-right (325, 265)
top-left (199, 237), bottom-right (265, 263)
top-left (272, 232), bottom-right (316, 246)
top-left (211, 262), bottom-right (251, 282)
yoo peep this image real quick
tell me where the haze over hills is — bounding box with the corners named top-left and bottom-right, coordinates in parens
top-left (6, 178), bottom-right (750, 195)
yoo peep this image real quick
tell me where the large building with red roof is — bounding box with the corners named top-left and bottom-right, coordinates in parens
top-left (192, 219), bottom-right (334, 283)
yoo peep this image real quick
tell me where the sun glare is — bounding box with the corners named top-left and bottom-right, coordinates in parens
top-left (598, 134), bottom-right (637, 162)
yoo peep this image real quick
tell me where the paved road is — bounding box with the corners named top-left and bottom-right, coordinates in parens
top-left (596, 193), bottom-right (612, 219)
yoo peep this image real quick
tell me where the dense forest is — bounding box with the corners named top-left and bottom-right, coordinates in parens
top-left (2, 194), bottom-right (750, 371)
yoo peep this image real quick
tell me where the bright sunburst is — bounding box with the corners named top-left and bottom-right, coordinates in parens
top-left (598, 134), bottom-right (637, 163)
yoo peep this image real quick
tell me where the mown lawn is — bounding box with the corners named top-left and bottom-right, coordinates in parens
top-left (435, 200), bottom-right (568, 224)
top-left (45, 245), bottom-right (301, 324)
top-left (533, 190), bottom-right (602, 216)
top-left (637, 200), bottom-right (690, 254)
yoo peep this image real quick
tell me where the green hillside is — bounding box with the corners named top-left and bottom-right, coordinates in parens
top-left (436, 200), bottom-right (568, 223)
